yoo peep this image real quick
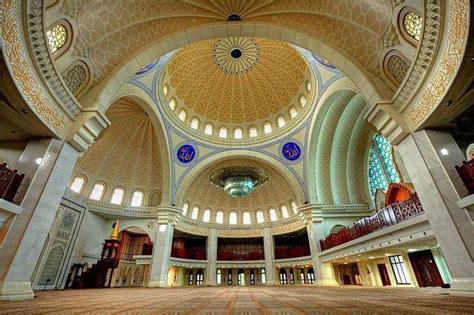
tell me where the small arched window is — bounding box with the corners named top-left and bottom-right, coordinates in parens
top-left (249, 127), bottom-right (258, 138)
top-left (277, 116), bottom-right (286, 128)
top-left (401, 9), bottom-right (422, 42)
top-left (269, 208), bottom-right (277, 221)
top-left (130, 190), bottom-right (144, 207)
top-left (384, 50), bottom-right (409, 86)
top-left (229, 212), bottom-right (237, 224)
top-left (182, 202), bottom-right (189, 216)
top-left (178, 109), bottom-right (187, 121)
top-left (263, 122), bottom-right (272, 134)
top-left (219, 127), bottom-right (228, 138)
top-left (289, 107), bottom-right (298, 119)
top-left (190, 117), bottom-right (200, 130)
top-left (280, 205), bottom-right (289, 218)
top-left (306, 80), bottom-right (312, 92)
top-left (234, 127), bottom-right (243, 139)
top-left (216, 211), bottom-right (224, 224)
top-left (202, 209), bottom-right (211, 222)
top-left (70, 176), bottom-right (86, 193)
top-left (89, 182), bottom-right (105, 201)
top-left (191, 206), bottom-right (199, 220)
top-left (169, 99), bottom-right (176, 110)
top-left (110, 187), bottom-right (125, 205)
top-left (204, 123), bottom-right (213, 135)
top-left (299, 95), bottom-right (307, 107)
top-left (290, 200), bottom-right (298, 214)
top-left (46, 20), bottom-right (71, 56)
top-left (256, 210), bottom-right (265, 223)
top-left (64, 61), bottom-right (89, 95)
top-left (163, 85), bottom-right (169, 96)
top-left (243, 211), bottom-right (251, 224)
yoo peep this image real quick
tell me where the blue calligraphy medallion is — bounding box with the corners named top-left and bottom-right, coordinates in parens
top-left (281, 141), bottom-right (303, 163)
top-left (176, 144), bottom-right (196, 165)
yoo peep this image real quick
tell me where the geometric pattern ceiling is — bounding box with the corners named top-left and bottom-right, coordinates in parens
top-left (165, 37), bottom-right (308, 124)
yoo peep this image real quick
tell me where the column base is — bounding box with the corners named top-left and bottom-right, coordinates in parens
top-left (450, 277), bottom-right (474, 297)
top-left (0, 281), bottom-right (34, 300)
top-left (147, 281), bottom-right (168, 288)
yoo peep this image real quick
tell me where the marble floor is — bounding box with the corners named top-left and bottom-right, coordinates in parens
top-left (0, 286), bottom-right (473, 314)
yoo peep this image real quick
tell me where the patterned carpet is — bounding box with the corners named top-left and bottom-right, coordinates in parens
top-left (0, 286), bottom-right (473, 314)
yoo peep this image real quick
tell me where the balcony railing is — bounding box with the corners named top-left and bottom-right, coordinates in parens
top-left (0, 163), bottom-right (24, 203)
top-left (456, 160), bottom-right (474, 195)
top-left (320, 195), bottom-right (424, 251)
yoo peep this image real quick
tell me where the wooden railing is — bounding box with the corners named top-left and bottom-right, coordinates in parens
top-left (456, 160), bottom-right (474, 195)
top-left (320, 195), bottom-right (424, 251)
top-left (0, 163), bottom-right (24, 203)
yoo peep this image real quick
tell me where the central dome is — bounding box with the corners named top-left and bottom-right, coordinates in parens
top-left (163, 37), bottom-right (312, 125)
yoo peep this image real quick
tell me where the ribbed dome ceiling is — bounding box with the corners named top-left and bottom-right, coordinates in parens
top-left (184, 159), bottom-right (297, 212)
top-left (74, 98), bottom-right (162, 189)
top-left (164, 37), bottom-right (309, 124)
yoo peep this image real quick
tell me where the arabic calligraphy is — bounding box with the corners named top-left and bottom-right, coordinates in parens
top-left (177, 144), bottom-right (195, 164)
top-left (282, 142), bottom-right (301, 162)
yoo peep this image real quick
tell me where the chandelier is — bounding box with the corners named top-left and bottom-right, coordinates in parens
top-left (209, 166), bottom-right (269, 198)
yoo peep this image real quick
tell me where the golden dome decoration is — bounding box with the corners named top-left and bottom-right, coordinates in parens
top-left (213, 37), bottom-right (259, 74)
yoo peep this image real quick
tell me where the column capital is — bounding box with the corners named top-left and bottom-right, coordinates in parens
top-left (298, 204), bottom-right (323, 224)
top-left (364, 101), bottom-right (409, 145)
top-left (67, 109), bottom-right (110, 153)
top-left (156, 206), bottom-right (182, 226)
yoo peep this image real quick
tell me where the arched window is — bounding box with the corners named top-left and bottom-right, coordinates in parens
top-left (163, 85), bottom-right (169, 96)
top-left (261, 268), bottom-right (266, 284)
top-left (269, 208), bottom-right (277, 221)
top-left (256, 210), bottom-right (265, 223)
top-left (263, 122), bottom-right (272, 134)
top-left (70, 176), bottom-right (86, 193)
top-left (182, 202), bottom-right (189, 216)
top-left (290, 200), bottom-right (298, 214)
top-left (243, 211), bottom-right (251, 224)
top-left (384, 50), bottom-right (409, 86)
top-left (169, 99), bottom-right (176, 110)
top-left (216, 211), bottom-right (224, 224)
top-left (89, 182), bottom-right (105, 201)
top-left (299, 95), bottom-right (307, 107)
top-left (110, 187), bottom-right (125, 205)
top-left (130, 190), bottom-right (144, 207)
top-left (190, 117), bottom-right (200, 130)
top-left (368, 134), bottom-right (400, 199)
top-left (219, 127), bottom-right (228, 138)
top-left (191, 206), bottom-right (199, 220)
top-left (280, 205), bottom-right (289, 218)
top-left (64, 61), bottom-right (89, 95)
top-left (289, 107), bottom-right (298, 119)
top-left (402, 9), bottom-right (422, 42)
top-left (277, 116), bottom-right (286, 128)
top-left (306, 80), bottom-right (312, 92)
top-left (178, 109), bottom-right (187, 121)
top-left (204, 123), bottom-right (213, 135)
top-left (233, 127), bottom-right (243, 139)
top-left (229, 212), bottom-right (237, 224)
top-left (217, 269), bottom-right (222, 285)
top-left (202, 209), bottom-right (211, 222)
top-left (248, 127), bottom-right (258, 138)
top-left (46, 21), bottom-right (70, 55)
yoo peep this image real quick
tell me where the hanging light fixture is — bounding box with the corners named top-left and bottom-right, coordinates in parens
top-left (210, 166), bottom-right (268, 198)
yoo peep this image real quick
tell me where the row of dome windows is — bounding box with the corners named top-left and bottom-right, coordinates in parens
top-left (70, 177), bottom-right (146, 207)
top-left (182, 201), bottom-right (298, 224)
top-left (164, 85), bottom-right (309, 139)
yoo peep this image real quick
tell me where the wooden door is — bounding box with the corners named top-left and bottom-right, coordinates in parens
top-left (377, 264), bottom-right (391, 286)
top-left (408, 250), bottom-right (444, 287)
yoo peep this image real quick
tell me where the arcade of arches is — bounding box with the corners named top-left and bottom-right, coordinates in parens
top-left (0, 0), bottom-right (473, 312)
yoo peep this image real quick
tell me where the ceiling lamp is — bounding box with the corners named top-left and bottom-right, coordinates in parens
top-left (209, 166), bottom-right (268, 198)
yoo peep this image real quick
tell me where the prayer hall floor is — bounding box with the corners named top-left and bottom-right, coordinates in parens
top-left (0, 286), bottom-right (473, 314)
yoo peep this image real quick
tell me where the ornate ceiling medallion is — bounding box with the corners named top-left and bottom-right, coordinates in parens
top-left (210, 166), bottom-right (269, 198)
top-left (213, 37), bottom-right (260, 74)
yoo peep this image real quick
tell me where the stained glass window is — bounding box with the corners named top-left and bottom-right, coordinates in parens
top-left (47, 24), bottom-right (67, 54)
top-left (368, 134), bottom-right (400, 199)
top-left (64, 64), bottom-right (87, 94)
top-left (403, 12), bottom-right (422, 41)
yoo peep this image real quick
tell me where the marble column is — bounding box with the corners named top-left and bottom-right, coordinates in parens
top-left (397, 130), bottom-right (474, 296)
top-left (206, 228), bottom-right (218, 286)
top-left (0, 140), bottom-right (79, 300)
top-left (263, 227), bottom-right (276, 285)
top-left (147, 223), bottom-right (174, 287)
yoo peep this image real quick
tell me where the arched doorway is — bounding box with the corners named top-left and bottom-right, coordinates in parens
top-left (238, 269), bottom-right (245, 286)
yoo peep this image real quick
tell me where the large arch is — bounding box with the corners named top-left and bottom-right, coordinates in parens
top-left (173, 150), bottom-right (306, 207)
top-left (307, 89), bottom-right (372, 205)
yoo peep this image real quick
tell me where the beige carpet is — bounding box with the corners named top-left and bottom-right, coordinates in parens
top-left (0, 286), bottom-right (473, 314)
